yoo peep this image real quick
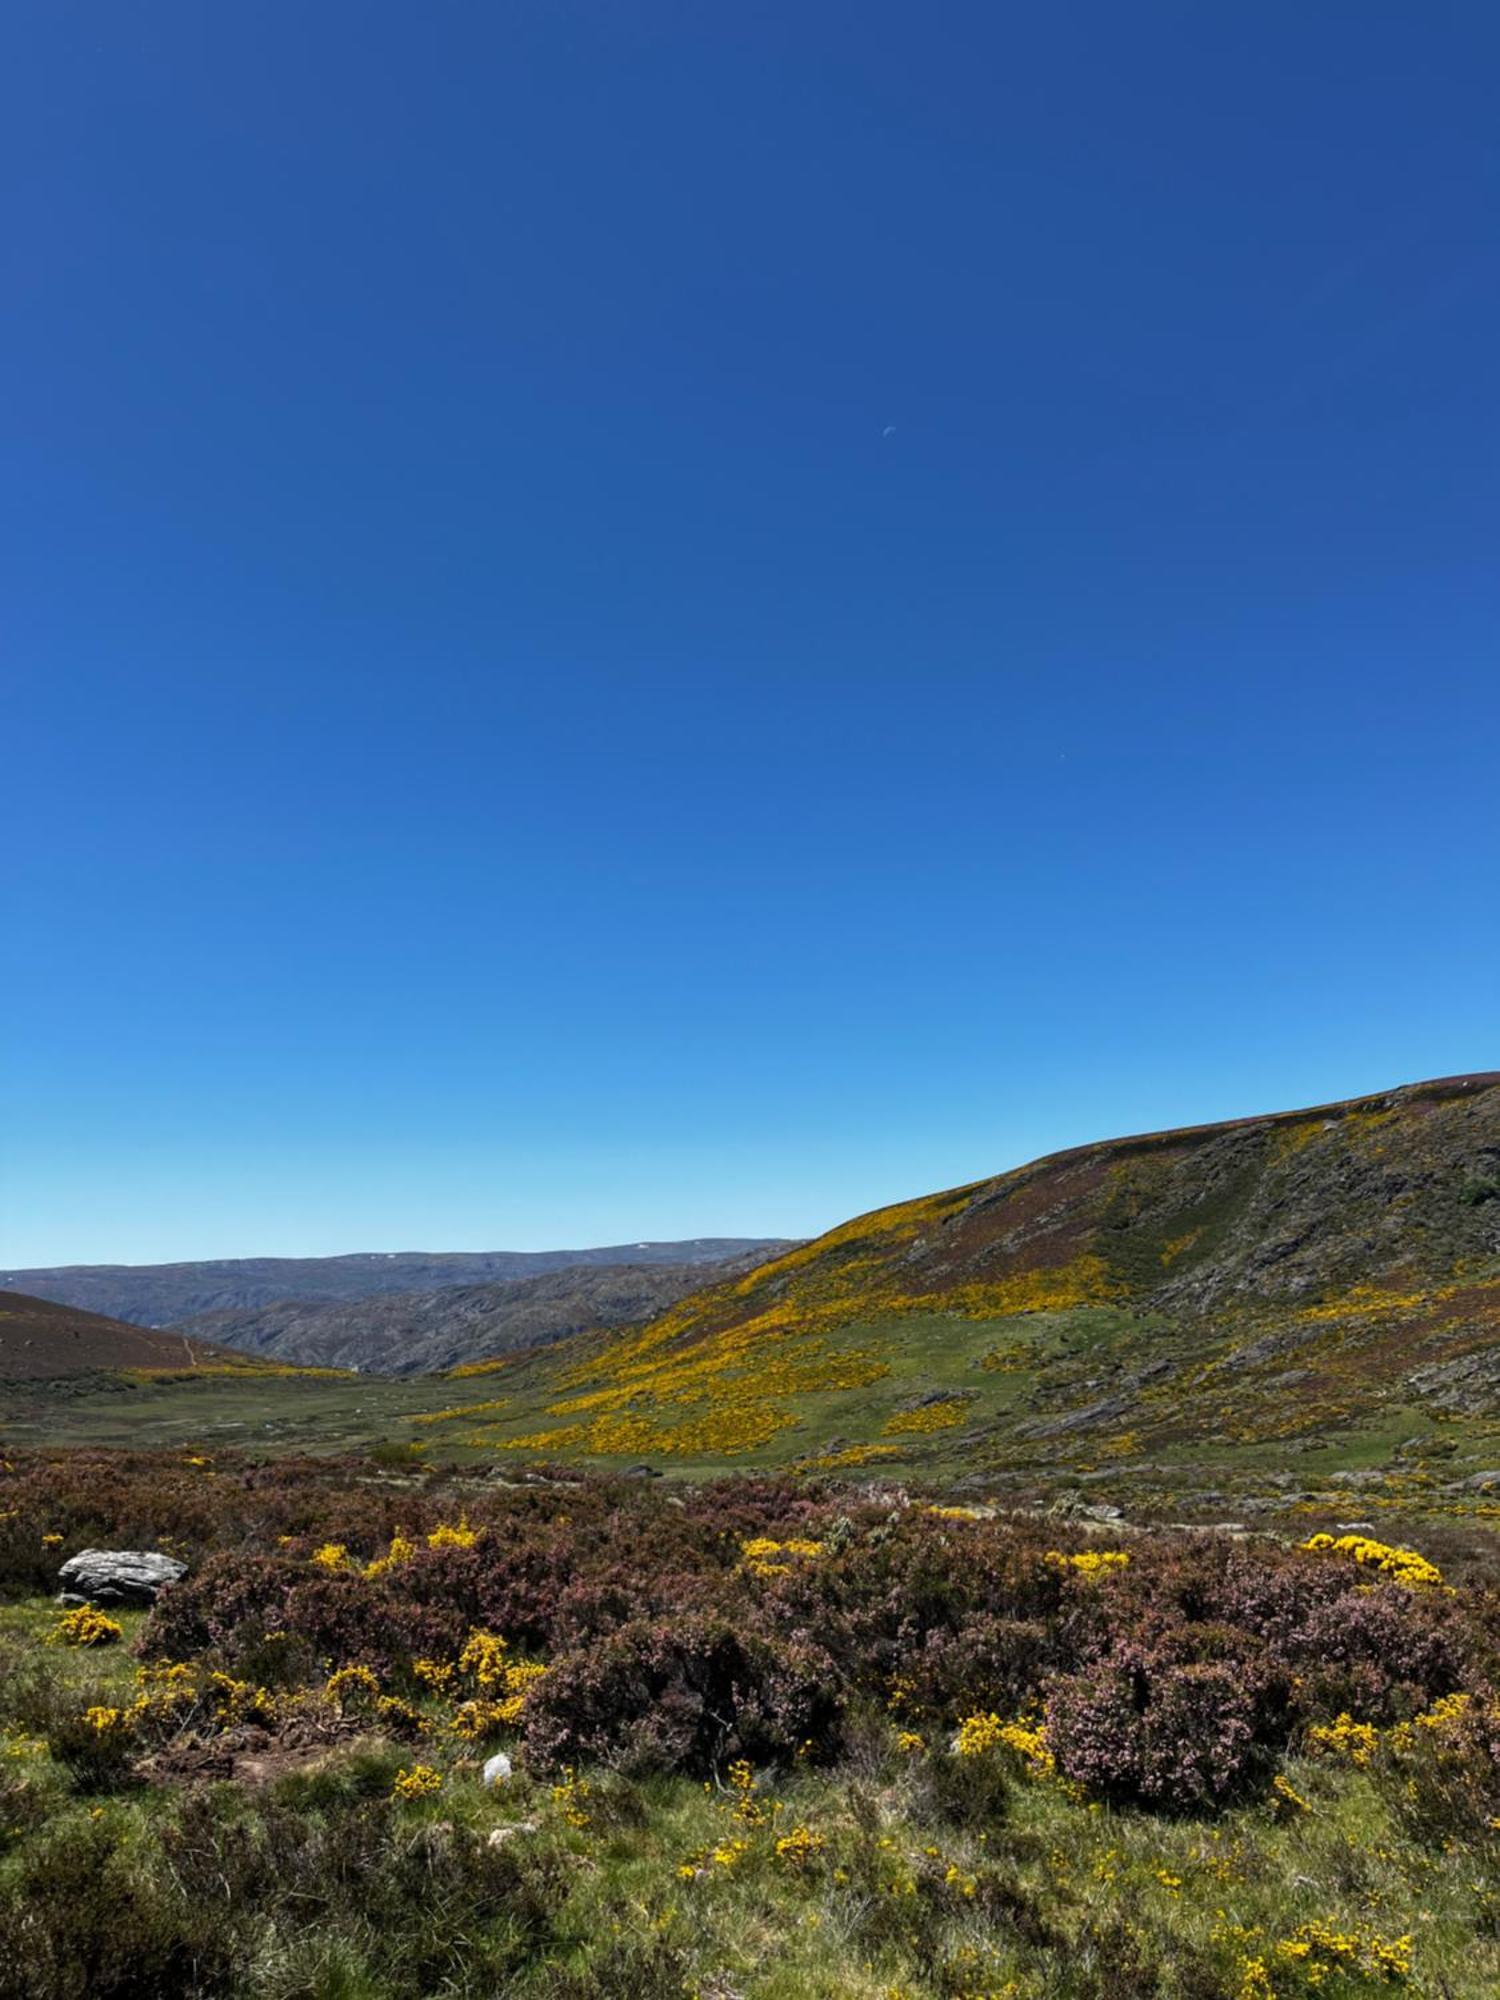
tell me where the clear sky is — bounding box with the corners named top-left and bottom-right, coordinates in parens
top-left (4, 2), bottom-right (1497, 1267)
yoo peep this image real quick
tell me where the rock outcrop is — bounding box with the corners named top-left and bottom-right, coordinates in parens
top-left (57, 1548), bottom-right (187, 1608)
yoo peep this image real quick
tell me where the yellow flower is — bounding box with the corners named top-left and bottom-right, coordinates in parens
top-left (1298, 1531), bottom-right (1441, 1589)
top-left (364, 1532), bottom-right (416, 1578)
top-left (391, 1764), bottom-right (443, 1799)
top-left (426, 1517), bottom-right (480, 1551)
top-left (324, 1665), bottom-right (381, 1710)
top-left (1270, 1774), bottom-right (1310, 1817)
top-left (309, 1542), bottom-right (350, 1571)
top-left (1306, 1713), bottom-right (1379, 1768)
top-left (50, 1606), bottom-right (123, 1648)
top-left (1044, 1549), bottom-right (1130, 1576)
top-left (458, 1628), bottom-right (510, 1689)
top-left (775, 1824), bottom-right (825, 1865)
top-left (739, 1535), bottom-right (825, 1578)
top-left (954, 1712), bottom-right (1004, 1757)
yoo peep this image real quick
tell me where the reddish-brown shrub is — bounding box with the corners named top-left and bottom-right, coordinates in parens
top-left (522, 1614), bottom-right (845, 1776)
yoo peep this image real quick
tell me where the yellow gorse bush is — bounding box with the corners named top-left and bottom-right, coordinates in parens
top-left (364, 1532), bottom-right (416, 1578)
top-left (1298, 1532), bottom-right (1441, 1589)
top-left (411, 1397), bottom-right (510, 1423)
top-left (50, 1605), bottom-right (123, 1647)
top-left (426, 1517), bottom-right (479, 1550)
top-left (1305, 1713), bottom-right (1379, 1767)
top-left (953, 1709), bottom-right (1053, 1777)
top-left (324, 1665), bottom-right (381, 1710)
top-left (457, 1628), bottom-right (509, 1688)
top-left (1385, 1690), bottom-right (1472, 1752)
top-left (1274, 1918), bottom-right (1412, 1983)
top-left (1045, 1549), bottom-right (1130, 1577)
top-left (881, 1400), bottom-right (967, 1437)
top-left (740, 1535), bottom-right (825, 1578)
top-left (954, 1712), bottom-right (1005, 1757)
top-left (775, 1824), bottom-right (825, 1864)
top-left (391, 1764), bottom-right (442, 1800)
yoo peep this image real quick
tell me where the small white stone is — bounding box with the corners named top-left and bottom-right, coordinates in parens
top-left (482, 1751), bottom-right (513, 1787)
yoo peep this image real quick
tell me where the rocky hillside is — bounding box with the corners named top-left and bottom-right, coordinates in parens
top-left (619, 1072), bottom-right (1500, 1350)
top-left (424, 1074), bottom-right (1500, 1476)
top-left (167, 1250), bottom-right (796, 1376)
top-left (0, 1239), bottom-right (791, 1329)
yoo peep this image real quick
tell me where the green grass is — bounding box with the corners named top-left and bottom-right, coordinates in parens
top-left (2, 1591), bottom-right (1495, 1999)
top-left (10, 1291), bottom-right (1500, 1552)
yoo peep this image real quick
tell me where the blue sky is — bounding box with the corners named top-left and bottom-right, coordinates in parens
top-left (4, 2), bottom-right (1497, 1266)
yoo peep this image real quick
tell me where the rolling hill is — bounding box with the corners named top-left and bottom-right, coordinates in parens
top-left (8, 1077), bottom-right (1498, 1514)
top-left (416, 1072), bottom-right (1500, 1482)
top-left (0, 1291), bottom-right (292, 1381)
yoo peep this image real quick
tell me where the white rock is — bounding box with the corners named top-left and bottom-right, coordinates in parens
top-left (56, 1549), bottom-right (187, 1608)
top-left (482, 1751), bottom-right (513, 1787)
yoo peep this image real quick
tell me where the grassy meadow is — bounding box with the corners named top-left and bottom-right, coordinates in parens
top-left (2, 1450), bottom-right (1499, 1998)
top-left (7, 1290), bottom-right (1500, 1541)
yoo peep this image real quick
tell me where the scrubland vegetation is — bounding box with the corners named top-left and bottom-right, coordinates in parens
top-left (2, 1450), bottom-right (1499, 1998)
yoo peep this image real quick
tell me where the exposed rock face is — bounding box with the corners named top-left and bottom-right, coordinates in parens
top-left (57, 1548), bottom-right (187, 1608)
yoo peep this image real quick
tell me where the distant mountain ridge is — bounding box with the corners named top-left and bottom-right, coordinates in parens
top-left (165, 1249), bottom-right (797, 1377)
top-left (0, 1240), bottom-right (792, 1330)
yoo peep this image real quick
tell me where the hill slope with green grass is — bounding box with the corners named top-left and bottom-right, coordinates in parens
top-left (413, 1072), bottom-right (1500, 1495)
top-left (8, 1076), bottom-right (1499, 1523)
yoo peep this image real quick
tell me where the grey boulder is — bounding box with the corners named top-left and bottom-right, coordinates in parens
top-left (56, 1548), bottom-right (187, 1609)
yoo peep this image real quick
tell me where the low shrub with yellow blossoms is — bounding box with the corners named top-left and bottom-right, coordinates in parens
top-left (953, 1709), bottom-right (1054, 1779)
top-left (1044, 1549), bottom-right (1130, 1577)
top-left (426, 1516), bottom-right (479, 1550)
top-left (50, 1605), bottom-right (123, 1647)
top-left (953, 1711), bottom-right (1006, 1757)
top-left (880, 1399), bottom-right (968, 1437)
top-left (364, 1531), bottom-right (416, 1578)
top-left (434, 1629), bottom-right (551, 1732)
top-left (391, 1764), bottom-right (443, 1800)
top-left (1298, 1532), bottom-right (1441, 1589)
top-left (774, 1824), bottom-right (825, 1866)
top-left (324, 1664), bottom-right (381, 1712)
top-left (1275, 1919), bottom-right (1412, 1986)
top-left (1306, 1712), bottom-right (1379, 1768)
top-left (740, 1535), bottom-right (825, 1579)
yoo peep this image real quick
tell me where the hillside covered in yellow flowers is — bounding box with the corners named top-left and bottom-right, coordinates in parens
top-left (400, 1072), bottom-right (1500, 1487)
top-left (8, 1075), bottom-right (1500, 1512)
